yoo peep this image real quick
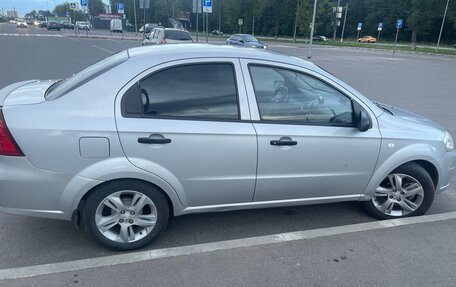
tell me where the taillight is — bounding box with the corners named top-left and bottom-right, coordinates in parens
top-left (0, 107), bottom-right (24, 156)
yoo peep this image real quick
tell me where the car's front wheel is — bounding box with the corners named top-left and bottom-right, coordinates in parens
top-left (364, 163), bottom-right (434, 219)
top-left (82, 180), bottom-right (169, 250)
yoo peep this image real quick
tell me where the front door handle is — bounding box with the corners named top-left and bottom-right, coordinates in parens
top-left (138, 137), bottom-right (171, 144)
top-left (270, 140), bottom-right (298, 146)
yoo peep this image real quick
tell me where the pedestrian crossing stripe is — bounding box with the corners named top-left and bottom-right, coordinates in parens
top-left (0, 33), bottom-right (63, 37)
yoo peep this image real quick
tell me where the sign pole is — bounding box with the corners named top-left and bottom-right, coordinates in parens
top-left (392, 27), bottom-right (399, 58)
top-left (377, 30), bottom-right (381, 42)
top-left (392, 19), bottom-right (403, 58)
top-left (133, 0), bottom-right (138, 35)
top-left (206, 12), bottom-right (208, 43)
top-left (196, 0), bottom-right (199, 42)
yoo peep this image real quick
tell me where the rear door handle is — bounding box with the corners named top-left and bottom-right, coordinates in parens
top-left (270, 140), bottom-right (298, 146)
top-left (138, 137), bottom-right (171, 144)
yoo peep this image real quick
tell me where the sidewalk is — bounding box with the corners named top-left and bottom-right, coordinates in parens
top-left (2, 213), bottom-right (456, 286)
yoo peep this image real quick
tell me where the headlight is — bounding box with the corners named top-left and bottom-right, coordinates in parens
top-left (444, 131), bottom-right (454, 152)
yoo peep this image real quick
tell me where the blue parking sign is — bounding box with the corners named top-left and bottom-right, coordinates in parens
top-left (80, 0), bottom-right (88, 7)
top-left (117, 3), bottom-right (125, 14)
top-left (357, 22), bottom-right (362, 31)
top-left (203, 0), bottom-right (212, 13)
top-left (396, 19), bottom-right (403, 29)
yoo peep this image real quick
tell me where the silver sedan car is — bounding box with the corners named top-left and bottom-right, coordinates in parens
top-left (0, 45), bottom-right (455, 250)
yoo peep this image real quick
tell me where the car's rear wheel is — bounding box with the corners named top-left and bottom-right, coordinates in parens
top-left (82, 180), bottom-right (169, 250)
top-left (364, 163), bottom-right (434, 220)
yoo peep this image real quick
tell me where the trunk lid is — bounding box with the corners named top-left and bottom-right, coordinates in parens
top-left (0, 80), bottom-right (56, 106)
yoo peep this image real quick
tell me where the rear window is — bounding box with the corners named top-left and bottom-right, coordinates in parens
top-left (46, 51), bottom-right (128, 100)
top-left (164, 30), bottom-right (192, 41)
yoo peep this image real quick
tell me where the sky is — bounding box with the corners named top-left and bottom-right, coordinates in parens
top-left (0, 0), bottom-right (109, 17)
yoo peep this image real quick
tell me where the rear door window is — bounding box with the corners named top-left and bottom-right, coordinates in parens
top-left (124, 63), bottom-right (239, 120)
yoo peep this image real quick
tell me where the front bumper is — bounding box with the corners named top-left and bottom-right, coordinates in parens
top-left (437, 150), bottom-right (456, 192)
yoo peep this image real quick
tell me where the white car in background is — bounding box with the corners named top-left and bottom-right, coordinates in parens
top-left (142, 28), bottom-right (193, 45)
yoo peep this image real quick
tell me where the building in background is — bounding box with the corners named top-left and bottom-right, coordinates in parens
top-left (7, 10), bottom-right (18, 19)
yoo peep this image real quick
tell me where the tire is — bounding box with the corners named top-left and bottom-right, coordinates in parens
top-left (364, 163), bottom-right (434, 220)
top-left (82, 180), bottom-right (169, 251)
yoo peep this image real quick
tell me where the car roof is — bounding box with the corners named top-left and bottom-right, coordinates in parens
top-left (127, 44), bottom-right (316, 69)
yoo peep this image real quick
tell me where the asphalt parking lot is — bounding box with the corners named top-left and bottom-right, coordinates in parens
top-left (1, 23), bottom-right (455, 286)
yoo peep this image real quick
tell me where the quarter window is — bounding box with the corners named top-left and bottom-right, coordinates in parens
top-left (249, 65), bottom-right (354, 125)
top-left (137, 63), bottom-right (239, 120)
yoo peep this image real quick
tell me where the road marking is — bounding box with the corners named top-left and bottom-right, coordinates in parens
top-left (0, 33), bottom-right (63, 37)
top-left (107, 39), bottom-right (122, 43)
top-left (0, 211), bottom-right (456, 281)
top-left (67, 36), bottom-right (79, 41)
top-left (91, 45), bottom-right (115, 54)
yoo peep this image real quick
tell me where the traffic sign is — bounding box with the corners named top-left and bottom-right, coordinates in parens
top-left (238, 19), bottom-right (243, 26)
top-left (357, 22), bottom-right (362, 31)
top-left (117, 3), bottom-right (125, 14)
top-left (378, 22), bottom-right (383, 31)
top-left (80, 0), bottom-right (88, 7)
top-left (203, 0), bottom-right (212, 13)
top-left (66, 12), bottom-right (70, 17)
top-left (396, 19), bottom-right (403, 29)
top-left (69, 2), bottom-right (77, 11)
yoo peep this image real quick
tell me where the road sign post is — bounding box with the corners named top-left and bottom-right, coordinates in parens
top-left (69, 3), bottom-right (78, 37)
top-left (377, 22), bottom-right (383, 42)
top-left (203, 0), bottom-right (212, 43)
top-left (356, 22), bottom-right (362, 40)
top-left (117, 3), bottom-right (125, 14)
top-left (392, 19), bottom-right (403, 58)
top-left (238, 18), bottom-right (243, 33)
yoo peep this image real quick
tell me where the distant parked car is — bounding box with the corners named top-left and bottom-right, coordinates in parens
top-left (313, 35), bottom-right (328, 41)
top-left (358, 36), bottom-right (377, 43)
top-left (139, 23), bottom-right (158, 33)
top-left (40, 21), bottom-right (48, 28)
top-left (47, 21), bottom-right (61, 31)
top-left (60, 21), bottom-right (74, 29)
top-left (16, 21), bottom-right (28, 28)
top-left (76, 21), bottom-right (91, 31)
top-left (226, 34), bottom-right (267, 49)
top-left (142, 28), bottom-right (193, 45)
top-left (211, 29), bottom-right (223, 36)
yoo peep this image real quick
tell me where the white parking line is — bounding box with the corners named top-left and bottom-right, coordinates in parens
top-left (0, 211), bottom-right (455, 281)
top-left (91, 45), bottom-right (115, 54)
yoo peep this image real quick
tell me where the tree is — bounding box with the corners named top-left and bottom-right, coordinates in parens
top-left (89, 0), bottom-right (106, 16)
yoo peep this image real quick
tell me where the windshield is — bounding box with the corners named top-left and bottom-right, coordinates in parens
top-left (46, 50), bottom-right (128, 100)
top-left (164, 30), bottom-right (192, 41)
top-left (242, 35), bottom-right (259, 42)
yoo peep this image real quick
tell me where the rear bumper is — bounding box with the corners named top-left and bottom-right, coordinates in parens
top-left (0, 156), bottom-right (101, 220)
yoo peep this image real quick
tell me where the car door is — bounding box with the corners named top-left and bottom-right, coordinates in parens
top-left (240, 59), bottom-right (381, 201)
top-left (116, 59), bottom-right (257, 207)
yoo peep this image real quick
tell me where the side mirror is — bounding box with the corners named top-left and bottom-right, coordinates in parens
top-left (357, 110), bottom-right (371, 132)
top-left (239, 39), bottom-right (244, 43)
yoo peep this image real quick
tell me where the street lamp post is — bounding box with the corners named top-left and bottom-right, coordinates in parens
top-left (308, 0), bottom-right (317, 59)
top-left (133, 0), bottom-right (138, 34)
top-left (293, 0), bottom-right (300, 42)
top-left (436, 0), bottom-right (450, 51)
top-left (340, 1), bottom-right (348, 43)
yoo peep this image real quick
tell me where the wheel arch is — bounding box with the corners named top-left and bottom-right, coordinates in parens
top-left (362, 143), bottom-right (442, 198)
top-left (72, 178), bottom-right (176, 229)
